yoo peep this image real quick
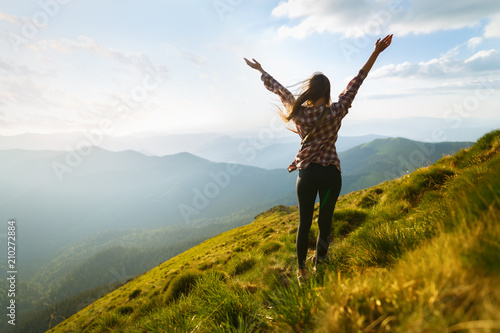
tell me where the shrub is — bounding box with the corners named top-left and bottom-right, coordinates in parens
top-left (99, 313), bottom-right (119, 328)
top-left (164, 270), bottom-right (202, 304)
top-left (332, 208), bottom-right (368, 238)
top-left (198, 260), bottom-right (215, 271)
top-left (246, 240), bottom-right (259, 248)
top-left (117, 305), bottom-right (134, 315)
top-left (402, 167), bottom-right (455, 206)
top-left (210, 298), bottom-right (263, 332)
top-left (128, 289), bottom-right (141, 300)
top-left (260, 241), bottom-right (282, 254)
top-left (358, 193), bottom-right (378, 208)
top-left (233, 246), bottom-right (244, 252)
top-left (357, 188), bottom-right (384, 208)
top-left (230, 257), bottom-right (256, 276)
top-left (208, 269), bottom-right (229, 282)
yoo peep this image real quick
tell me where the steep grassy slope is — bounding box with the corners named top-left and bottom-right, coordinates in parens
top-left (47, 130), bottom-right (500, 333)
top-left (340, 137), bottom-right (471, 194)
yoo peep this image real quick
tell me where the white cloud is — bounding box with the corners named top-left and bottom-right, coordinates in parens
top-left (0, 35), bottom-right (171, 135)
top-left (465, 49), bottom-right (496, 63)
top-left (484, 14), bottom-right (500, 37)
top-left (467, 37), bottom-right (483, 49)
top-left (272, 0), bottom-right (400, 38)
top-left (464, 49), bottom-right (500, 71)
top-left (372, 49), bottom-right (500, 79)
top-left (272, 0), bottom-right (500, 38)
top-left (389, 0), bottom-right (499, 35)
top-left (34, 36), bottom-right (168, 74)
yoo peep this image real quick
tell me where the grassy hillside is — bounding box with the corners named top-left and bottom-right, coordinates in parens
top-left (340, 137), bottom-right (471, 194)
top-left (13, 216), bottom-right (256, 332)
top-left (47, 130), bottom-right (500, 333)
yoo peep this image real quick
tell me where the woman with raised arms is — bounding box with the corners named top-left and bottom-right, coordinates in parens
top-left (245, 34), bottom-right (393, 284)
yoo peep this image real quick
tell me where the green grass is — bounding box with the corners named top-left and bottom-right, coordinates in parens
top-left (47, 130), bottom-right (500, 333)
top-left (164, 269), bottom-right (203, 304)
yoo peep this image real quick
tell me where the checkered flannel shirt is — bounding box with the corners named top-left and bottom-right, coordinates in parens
top-left (261, 69), bottom-right (367, 173)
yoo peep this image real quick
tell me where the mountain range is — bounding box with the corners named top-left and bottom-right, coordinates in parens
top-left (40, 129), bottom-right (500, 333)
top-left (0, 148), bottom-right (297, 278)
top-left (0, 134), bottom-right (476, 332)
top-left (0, 131), bottom-right (386, 169)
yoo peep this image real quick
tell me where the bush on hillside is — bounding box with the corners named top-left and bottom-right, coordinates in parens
top-left (164, 270), bottom-right (202, 304)
top-left (230, 257), bottom-right (256, 276)
top-left (332, 208), bottom-right (368, 238)
top-left (260, 241), bottom-right (282, 254)
top-left (401, 167), bottom-right (455, 206)
top-left (452, 129), bottom-right (500, 168)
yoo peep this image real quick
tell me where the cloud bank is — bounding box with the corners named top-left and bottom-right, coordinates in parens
top-left (372, 49), bottom-right (500, 79)
top-left (272, 0), bottom-right (500, 38)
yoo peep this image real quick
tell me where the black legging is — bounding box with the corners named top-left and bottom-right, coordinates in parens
top-left (296, 163), bottom-right (342, 269)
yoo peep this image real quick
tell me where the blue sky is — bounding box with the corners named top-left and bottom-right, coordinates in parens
top-left (0, 0), bottom-right (499, 136)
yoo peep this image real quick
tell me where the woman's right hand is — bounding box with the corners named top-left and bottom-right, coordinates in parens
top-left (244, 58), bottom-right (264, 74)
top-left (374, 34), bottom-right (393, 54)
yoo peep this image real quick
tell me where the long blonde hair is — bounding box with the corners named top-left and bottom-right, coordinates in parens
top-left (278, 72), bottom-right (331, 124)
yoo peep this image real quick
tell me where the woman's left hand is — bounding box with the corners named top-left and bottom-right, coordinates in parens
top-left (244, 58), bottom-right (264, 73)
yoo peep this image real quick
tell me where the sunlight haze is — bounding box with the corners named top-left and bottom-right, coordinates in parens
top-left (1, 0), bottom-right (499, 137)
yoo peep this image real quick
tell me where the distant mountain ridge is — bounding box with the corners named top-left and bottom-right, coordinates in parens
top-left (0, 147), bottom-right (297, 279)
top-left (0, 131), bottom-right (386, 168)
top-left (1, 116), bottom-right (496, 161)
top-left (339, 137), bottom-right (472, 194)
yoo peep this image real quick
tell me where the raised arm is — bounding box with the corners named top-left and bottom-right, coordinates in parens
top-left (336, 35), bottom-right (393, 114)
top-left (244, 58), bottom-right (265, 74)
top-left (361, 34), bottom-right (393, 75)
top-left (244, 58), bottom-right (295, 106)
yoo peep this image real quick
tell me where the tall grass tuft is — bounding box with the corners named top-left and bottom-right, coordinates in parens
top-left (98, 313), bottom-right (120, 329)
top-left (265, 281), bottom-right (319, 332)
top-left (259, 241), bottom-right (282, 255)
top-left (452, 129), bottom-right (500, 168)
top-left (332, 207), bottom-right (368, 239)
top-left (400, 166), bottom-right (455, 206)
top-left (164, 269), bottom-right (202, 304)
top-left (192, 271), bottom-right (268, 332)
top-left (229, 257), bottom-right (256, 276)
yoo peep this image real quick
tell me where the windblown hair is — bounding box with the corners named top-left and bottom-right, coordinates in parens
top-left (278, 72), bottom-right (331, 124)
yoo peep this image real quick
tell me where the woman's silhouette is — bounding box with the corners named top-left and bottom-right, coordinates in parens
top-left (245, 34), bottom-right (393, 284)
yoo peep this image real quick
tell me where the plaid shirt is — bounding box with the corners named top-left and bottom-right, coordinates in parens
top-left (261, 70), bottom-right (367, 173)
